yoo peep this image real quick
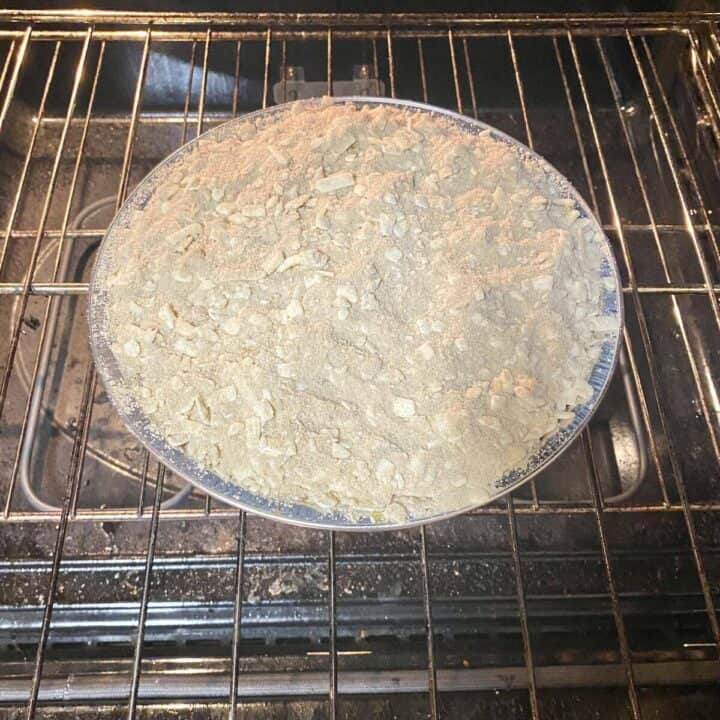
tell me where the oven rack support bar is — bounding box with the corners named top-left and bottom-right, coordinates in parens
top-left (0, 10), bottom-right (719, 27)
top-left (2, 660), bottom-right (719, 704)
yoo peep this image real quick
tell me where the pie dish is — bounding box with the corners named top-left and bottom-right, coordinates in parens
top-left (88, 97), bottom-right (622, 530)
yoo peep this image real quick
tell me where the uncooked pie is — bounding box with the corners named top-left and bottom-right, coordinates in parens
top-left (101, 99), bottom-right (618, 522)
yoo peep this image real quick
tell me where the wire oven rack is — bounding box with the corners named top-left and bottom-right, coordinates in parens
top-left (0, 9), bottom-right (719, 719)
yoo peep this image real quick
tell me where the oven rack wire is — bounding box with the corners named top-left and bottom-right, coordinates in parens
top-left (0, 10), bottom-right (719, 719)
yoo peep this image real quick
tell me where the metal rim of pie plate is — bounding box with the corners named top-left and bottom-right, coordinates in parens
top-left (88, 96), bottom-right (624, 532)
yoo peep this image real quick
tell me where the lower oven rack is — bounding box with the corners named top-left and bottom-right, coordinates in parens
top-left (0, 10), bottom-right (719, 720)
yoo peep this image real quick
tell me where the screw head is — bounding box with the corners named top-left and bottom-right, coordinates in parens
top-left (620, 102), bottom-right (639, 118)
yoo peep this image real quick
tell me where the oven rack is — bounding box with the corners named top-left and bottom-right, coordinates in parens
top-left (0, 10), bottom-right (719, 719)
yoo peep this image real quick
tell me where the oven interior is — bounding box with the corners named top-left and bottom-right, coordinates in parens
top-left (0, 10), bottom-right (719, 719)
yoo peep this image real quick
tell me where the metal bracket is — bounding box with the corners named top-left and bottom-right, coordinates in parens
top-left (272, 65), bottom-right (385, 103)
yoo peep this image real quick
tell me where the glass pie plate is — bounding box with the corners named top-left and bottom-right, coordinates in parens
top-left (88, 97), bottom-right (623, 531)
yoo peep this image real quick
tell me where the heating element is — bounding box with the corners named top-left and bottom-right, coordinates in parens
top-left (0, 9), bottom-right (719, 719)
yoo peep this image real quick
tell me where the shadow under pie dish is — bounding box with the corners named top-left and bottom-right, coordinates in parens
top-left (88, 96), bottom-right (622, 530)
